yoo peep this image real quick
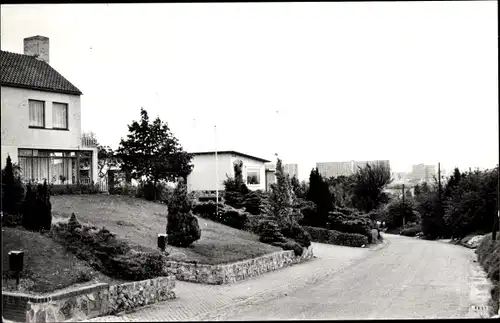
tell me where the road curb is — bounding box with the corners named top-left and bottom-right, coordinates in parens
top-left (466, 253), bottom-right (494, 318)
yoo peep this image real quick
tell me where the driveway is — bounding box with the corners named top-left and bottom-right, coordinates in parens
top-left (84, 234), bottom-right (485, 321)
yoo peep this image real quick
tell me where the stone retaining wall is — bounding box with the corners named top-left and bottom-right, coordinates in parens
top-left (2, 276), bottom-right (176, 323)
top-left (164, 246), bottom-right (314, 285)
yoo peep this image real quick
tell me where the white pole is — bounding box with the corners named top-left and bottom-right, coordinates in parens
top-left (215, 125), bottom-right (219, 209)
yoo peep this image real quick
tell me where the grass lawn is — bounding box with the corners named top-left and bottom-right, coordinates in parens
top-left (51, 194), bottom-right (281, 265)
top-left (1, 227), bottom-right (118, 293)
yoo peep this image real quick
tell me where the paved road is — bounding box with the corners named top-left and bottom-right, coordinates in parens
top-left (85, 234), bottom-right (485, 321)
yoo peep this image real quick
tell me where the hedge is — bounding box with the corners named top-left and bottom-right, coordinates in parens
top-left (475, 233), bottom-right (499, 315)
top-left (303, 226), bottom-right (368, 247)
top-left (49, 217), bottom-right (165, 281)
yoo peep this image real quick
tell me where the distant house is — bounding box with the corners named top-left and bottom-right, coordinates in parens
top-left (187, 151), bottom-right (271, 193)
top-left (1, 36), bottom-right (98, 185)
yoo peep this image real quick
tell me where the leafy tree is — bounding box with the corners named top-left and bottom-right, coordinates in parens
top-left (413, 184), bottom-right (421, 197)
top-left (303, 168), bottom-right (333, 227)
top-left (443, 167), bottom-right (498, 238)
top-left (384, 197), bottom-right (419, 230)
top-left (166, 178), bottom-right (201, 247)
top-left (290, 175), bottom-right (306, 199)
top-left (327, 175), bottom-right (354, 208)
top-left (1, 155), bottom-right (25, 215)
top-left (117, 108), bottom-right (193, 200)
top-left (419, 181), bottom-right (432, 194)
top-left (266, 158), bottom-right (295, 229)
top-left (98, 145), bottom-right (120, 179)
top-left (350, 163), bottom-right (392, 213)
top-left (416, 190), bottom-right (447, 239)
top-left (443, 167), bottom-right (463, 199)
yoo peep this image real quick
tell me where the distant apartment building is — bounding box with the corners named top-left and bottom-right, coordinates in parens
top-left (411, 164), bottom-right (436, 182)
top-left (283, 163), bottom-right (298, 179)
top-left (316, 160), bottom-right (391, 178)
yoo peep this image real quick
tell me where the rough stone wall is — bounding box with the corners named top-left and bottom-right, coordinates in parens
top-left (2, 276), bottom-right (176, 323)
top-left (164, 247), bottom-right (314, 285)
top-left (107, 276), bottom-right (176, 315)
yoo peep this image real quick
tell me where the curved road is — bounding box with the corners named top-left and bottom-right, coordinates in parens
top-left (86, 234), bottom-right (487, 322)
top-left (197, 234), bottom-right (478, 320)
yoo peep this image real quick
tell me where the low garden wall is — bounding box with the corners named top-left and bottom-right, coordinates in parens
top-left (2, 276), bottom-right (176, 323)
top-left (164, 246), bottom-right (314, 285)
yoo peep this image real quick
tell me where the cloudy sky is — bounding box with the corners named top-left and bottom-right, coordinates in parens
top-left (1, 2), bottom-right (497, 180)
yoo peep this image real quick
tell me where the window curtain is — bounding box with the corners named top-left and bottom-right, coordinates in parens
top-left (29, 100), bottom-right (44, 127)
top-left (52, 103), bottom-right (68, 129)
top-left (33, 157), bottom-right (49, 183)
top-left (18, 157), bottom-right (33, 182)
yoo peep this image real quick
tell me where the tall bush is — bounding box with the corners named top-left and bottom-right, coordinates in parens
top-left (21, 180), bottom-right (52, 231)
top-left (1, 155), bottom-right (25, 215)
top-left (266, 158), bottom-right (295, 229)
top-left (303, 168), bottom-right (333, 227)
top-left (223, 160), bottom-right (249, 208)
top-left (166, 178), bottom-right (201, 247)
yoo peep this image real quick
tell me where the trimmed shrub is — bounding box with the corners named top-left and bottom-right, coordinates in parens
top-left (109, 182), bottom-right (137, 196)
top-left (21, 181), bottom-right (52, 231)
top-left (1, 212), bottom-right (23, 227)
top-left (107, 251), bottom-right (165, 281)
top-left (258, 219), bottom-right (286, 244)
top-left (304, 226), bottom-right (368, 247)
top-left (136, 180), bottom-right (172, 202)
top-left (242, 190), bottom-right (265, 215)
top-left (274, 239), bottom-right (304, 256)
top-left (192, 201), bottom-right (250, 231)
top-left (192, 201), bottom-right (223, 220)
top-left (400, 223), bottom-right (421, 237)
top-left (50, 217), bottom-right (164, 281)
top-left (327, 211), bottom-right (373, 242)
top-left (166, 179), bottom-right (201, 247)
top-left (49, 182), bottom-right (102, 195)
top-left (281, 222), bottom-right (312, 248)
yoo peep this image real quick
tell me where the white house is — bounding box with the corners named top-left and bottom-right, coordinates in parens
top-left (1, 35), bottom-right (98, 185)
top-left (187, 151), bottom-right (271, 193)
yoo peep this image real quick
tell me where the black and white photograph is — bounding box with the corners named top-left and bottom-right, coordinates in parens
top-left (1, 1), bottom-right (499, 321)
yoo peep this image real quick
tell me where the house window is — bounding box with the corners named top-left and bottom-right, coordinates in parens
top-left (18, 149), bottom-right (92, 185)
top-left (246, 168), bottom-right (260, 185)
top-left (52, 102), bottom-right (68, 129)
top-left (28, 100), bottom-right (45, 128)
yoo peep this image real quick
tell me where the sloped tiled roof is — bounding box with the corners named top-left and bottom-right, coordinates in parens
top-left (0, 50), bottom-right (82, 95)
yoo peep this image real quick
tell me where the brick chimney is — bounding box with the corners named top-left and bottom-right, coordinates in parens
top-left (24, 36), bottom-right (49, 64)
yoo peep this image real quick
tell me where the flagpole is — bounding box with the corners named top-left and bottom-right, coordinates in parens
top-left (215, 125), bottom-right (219, 212)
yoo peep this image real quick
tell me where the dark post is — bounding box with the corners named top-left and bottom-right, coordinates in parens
top-left (438, 162), bottom-right (442, 202)
top-left (402, 184), bottom-right (405, 227)
top-left (8, 250), bottom-right (24, 289)
top-left (493, 167), bottom-right (499, 241)
top-left (157, 234), bottom-right (167, 251)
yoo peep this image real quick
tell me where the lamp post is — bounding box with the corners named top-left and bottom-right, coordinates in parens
top-left (215, 125), bottom-right (219, 217)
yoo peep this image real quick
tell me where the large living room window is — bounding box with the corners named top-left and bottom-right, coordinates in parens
top-left (52, 102), bottom-right (68, 129)
top-left (28, 100), bottom-right (45, 128)
top-left (246, 167), bottom-right (260, 185)
top-left (18, 149), bottom-right (93, 185)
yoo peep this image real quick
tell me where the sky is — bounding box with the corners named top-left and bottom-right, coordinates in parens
top-left (1, 2), bottom-right (498, 180)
